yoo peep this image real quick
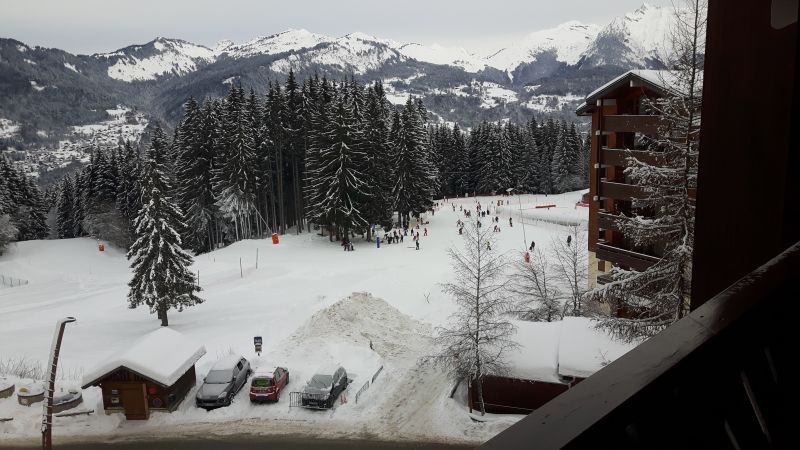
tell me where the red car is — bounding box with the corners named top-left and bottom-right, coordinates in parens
top-left (249, 366), bottom-right (289, 403)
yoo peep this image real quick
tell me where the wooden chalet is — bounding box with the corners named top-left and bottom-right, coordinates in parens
top-left (469, 317), bottom-right (635, 414)
top-left (575, 70), bottom-right (685, 289)
top-left (82, 328), bottom-right (206, 420)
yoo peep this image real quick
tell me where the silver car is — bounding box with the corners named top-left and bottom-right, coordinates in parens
top-left (196, 355), bottom-right (251, 409)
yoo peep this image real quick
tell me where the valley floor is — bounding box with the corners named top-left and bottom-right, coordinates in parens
top-left (0, 191), bottom-right (588, 446)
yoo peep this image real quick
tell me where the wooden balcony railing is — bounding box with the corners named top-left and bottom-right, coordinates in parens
top-left (599, 181), bottom-right (646, 201)
top-left (479, 240), bottom-right (799, 449)
top-left (602, 147), bottom-right (664, 167)
top-left (596, 242), bottom-right (660, 271)
top-left (603, 115), bottom-right (661, 134)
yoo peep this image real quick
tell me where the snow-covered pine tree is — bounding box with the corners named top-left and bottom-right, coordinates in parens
top-left (551, 122), bottom-right (570, 193)
top-left (56, 176), bottom-right (75, 239)
top-left (451, 124), bottom-right (470, 196)
top-left (391, 97), bottom-right (436, 226)
top-left (71, 172), bottom-right (86, 237)
top-left (315, 98), bottom-right (369, 240)
top-left (115, 141), bottom-right (141, 231)
top-left (213, 95), bottom-right (257, 242)
top-left (176, 97), bottom-right (218, 253)
top-left (585, 0), bottom-right (705, 341)
top-left (127, 126), bottom-right (202, 327)
top-left (15, 177), bottom-right (49, 241)
top-left (426, 218), bottom-right (515, 416)
top-left (360, 82), bottom-right (394, 238)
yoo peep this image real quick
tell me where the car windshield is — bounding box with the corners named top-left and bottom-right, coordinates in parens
top-left (253, 378), bottom-right (272, 387)
top-left (308, 374), bottom-right (332, 388)
top-left (206, 370), bottom-right (232, 384)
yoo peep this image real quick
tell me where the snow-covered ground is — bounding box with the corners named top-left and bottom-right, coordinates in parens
top-left (0, 191), bottom-right (589, 445)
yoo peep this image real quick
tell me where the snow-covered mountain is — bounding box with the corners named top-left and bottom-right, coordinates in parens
top-left (578, 3), bottom-right (674, 69)
top-left (93, 37), bottom-right (216, 82)
top-left (484, 21), bottom-right (602, 73)
top-left (216, 28), bottom-right (331, 59)
top-left (0, 3), bottom-right (679, 149)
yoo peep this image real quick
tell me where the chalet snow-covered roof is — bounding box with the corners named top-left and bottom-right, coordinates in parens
top-left (556, 316), bottom-right (637, 379)
top-left (504, 320), bottom-right (562, 383)
top-left (82, 327), bottom-right (206, 388)
top-left (501, 318), bottom-right (637, 383)
top-left (576, 69), bottom-right (680, 115)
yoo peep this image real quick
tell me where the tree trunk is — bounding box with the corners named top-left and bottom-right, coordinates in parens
top-left (159, 305), bottom-right (169, 327)
top-left (475, 373), bottom-right (486, 416)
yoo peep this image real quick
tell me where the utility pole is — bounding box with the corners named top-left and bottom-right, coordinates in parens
top-left (42, 316), bottom-right (76, 450)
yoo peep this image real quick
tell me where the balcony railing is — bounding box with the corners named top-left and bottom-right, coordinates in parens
top-left (597, 210), bottom-right (626, 231)
top-left (602, 147), bottom-right (664, 167)
top-left (596, 242), bottom-right (659, 271)
top-left (599, 181), bottom-right (646, 201)
top-left (602, 114), bottom-right (661, 134)
top-left (479, 240), bottom-right (799, 449)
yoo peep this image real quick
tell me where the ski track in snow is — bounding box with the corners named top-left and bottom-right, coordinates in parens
top-left (0, 191), bottom-right (587, 445)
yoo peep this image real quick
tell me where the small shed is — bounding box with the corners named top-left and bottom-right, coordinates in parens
top-left (82, 328), bottom-right (206, 420)
top-left (470, 318), bottom-right (637, 414)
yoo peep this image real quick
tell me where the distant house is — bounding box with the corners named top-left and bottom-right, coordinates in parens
top-left (469, 317), bottom-right (635, 414)
top-left (82, 328), bottom-right (206, 420)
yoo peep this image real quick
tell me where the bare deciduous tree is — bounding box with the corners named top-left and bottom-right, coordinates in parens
top-left (551, 225), bottom-right (588, 316)
top-left (425, 218), bottom-right (516, 416)
top-left (509, 248), bottom-right (563, 322)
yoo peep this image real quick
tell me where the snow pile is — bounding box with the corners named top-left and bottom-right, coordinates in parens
top-left (82, 328), bottom-right (206, 388)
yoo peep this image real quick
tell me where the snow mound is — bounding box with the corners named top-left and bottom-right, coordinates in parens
top-left (265, 293), bottom-right (432, 383)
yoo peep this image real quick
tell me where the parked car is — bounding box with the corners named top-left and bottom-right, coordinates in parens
top-left (196, 355), bottom-right (251, 409)
top-left (301, 366), bottom-right (348, 409)
top-left (249, 366), bottom-right (289, 403)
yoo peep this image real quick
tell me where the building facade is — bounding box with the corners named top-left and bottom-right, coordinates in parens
top-left (576, 70), bottom-right (675, 289)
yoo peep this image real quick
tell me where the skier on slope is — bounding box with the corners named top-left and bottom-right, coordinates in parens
top-left (567, 235), bottom-right (572, 246)
top-left (424, 228), bottom-right (428, 236)
top-left (509, 217), bottom-right (513, 227)
top-left (529, 240), bottom-right (535, 251)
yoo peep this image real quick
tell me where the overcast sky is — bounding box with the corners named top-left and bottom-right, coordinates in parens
top-left (1, 0), bottom-right (673, 55)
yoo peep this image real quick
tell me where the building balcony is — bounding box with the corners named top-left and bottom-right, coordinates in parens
top-left (602, 114), bottom-right (661, 134)
top-left (597, 210), bottom-right (626, 231)
top-left (598, 180), bottom-right (646, 201)
top-left (596, 242), bottom-right (660, 272)
top-left (601, 147), bottom-right (664, 167)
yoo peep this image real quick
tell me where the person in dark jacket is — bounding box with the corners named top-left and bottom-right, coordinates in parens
top-left (529, 240), bottom-right (535, 251)
top-left (567, 235), bottom-right (572, 246)
top-left (416, 240), bottom-right (420, 250)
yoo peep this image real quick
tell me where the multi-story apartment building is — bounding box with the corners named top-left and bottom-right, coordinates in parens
top-left (576, 70), bottom-right (680, 289)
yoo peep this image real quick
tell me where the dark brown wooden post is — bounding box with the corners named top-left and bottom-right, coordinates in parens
top-left (42, 317), bottom-right (76, 450)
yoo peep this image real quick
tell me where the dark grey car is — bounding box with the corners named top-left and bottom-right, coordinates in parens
top-left (301, 366), bottom-right (348, 409)
top-left (196, 355), bottom-right (251, 409)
